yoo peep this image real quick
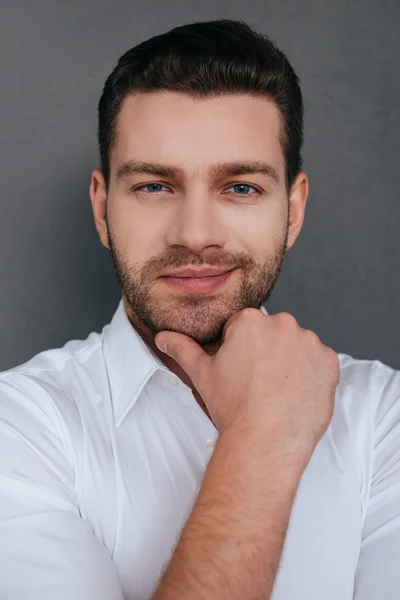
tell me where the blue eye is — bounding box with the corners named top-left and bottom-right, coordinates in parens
top-left (227, 184), bottom-right (258, 195)
top-left (136, 183), bottom-right (169, 193)
top-left (132, 183), bottom-right (260, 196)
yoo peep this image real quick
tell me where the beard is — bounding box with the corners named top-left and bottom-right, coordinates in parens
top-left (107, 219), bottom-right (289, 351)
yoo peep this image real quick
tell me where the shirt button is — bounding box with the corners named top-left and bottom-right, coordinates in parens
top-left (206, 437), bottom-right (216, 449)
top-left (168, 375), bottom-right (179, 388)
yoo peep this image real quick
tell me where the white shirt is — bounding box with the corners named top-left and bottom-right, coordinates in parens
top-left (0, 299), bottom-right (400, 600)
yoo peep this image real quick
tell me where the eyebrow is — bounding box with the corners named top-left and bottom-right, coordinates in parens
top-left (115, 160), bottom-right (280, 185)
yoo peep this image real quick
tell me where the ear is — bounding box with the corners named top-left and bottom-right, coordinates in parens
top-left (286, 172), bottom-right (309, 251)
top-left (89, 169), bottom-right (109, 249)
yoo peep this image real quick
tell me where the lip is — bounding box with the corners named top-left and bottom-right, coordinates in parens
top-left (161, 267), bottom-right (234, 278)
top-left (160, 268), bottom-right (236, 294)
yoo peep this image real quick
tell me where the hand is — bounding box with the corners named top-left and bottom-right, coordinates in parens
top-left (155, 309), bottom-right (340, 465)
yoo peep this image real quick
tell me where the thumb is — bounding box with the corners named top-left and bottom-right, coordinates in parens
top-left (155, 331), bottom-right (211, 384)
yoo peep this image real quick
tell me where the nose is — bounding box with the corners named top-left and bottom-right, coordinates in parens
top-left (165, 193), bottom-right (226, 253)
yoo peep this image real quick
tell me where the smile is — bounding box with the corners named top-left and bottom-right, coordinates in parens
top-left (160, 269), bottom-right (236, 294)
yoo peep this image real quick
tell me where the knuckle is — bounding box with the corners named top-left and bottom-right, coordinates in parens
top-left (323, 348), bottom-right (340, 380)
top-left (329, 350), bottom-right (340, 372)
top-left (305, 329), bottom-right (320, 344)
top-left (275, 312), bottom-right (298, 327)
top-left (236, 308), bottom-right (263, 331)
top-left (240, 307), bottom-right (261, 320)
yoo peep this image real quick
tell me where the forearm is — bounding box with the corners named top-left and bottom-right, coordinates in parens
top-left (152, 424), bottom-right (305, 600)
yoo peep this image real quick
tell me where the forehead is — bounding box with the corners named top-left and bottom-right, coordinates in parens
top-left (111, 91), bottom-right (284, 178)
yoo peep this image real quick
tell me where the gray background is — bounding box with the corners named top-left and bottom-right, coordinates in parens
top-left (0, 0), bottom-right (399, 371)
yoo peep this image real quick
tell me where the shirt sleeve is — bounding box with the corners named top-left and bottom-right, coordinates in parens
top-left (354, 364), bottom-right (400, 598)
top-left (0, 374), bottom-right (124, 600)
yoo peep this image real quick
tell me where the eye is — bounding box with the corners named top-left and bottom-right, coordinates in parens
top-left (225, 183), bottom-right (260, 196)
top-left (131, 182), bottom-right (261, 197)
top-left (132, 183), bottom-right (171, 194)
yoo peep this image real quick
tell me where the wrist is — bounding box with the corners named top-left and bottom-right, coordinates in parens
top-left (217, 421), bottom-right (314, 480)
top-left (216, 421), bottom-right (308, 487)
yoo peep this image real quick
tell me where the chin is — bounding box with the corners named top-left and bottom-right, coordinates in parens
top-left (156, 304), bottom-right (228, 346)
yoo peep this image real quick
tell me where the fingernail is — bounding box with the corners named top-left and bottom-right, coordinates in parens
top-left (155, 336), bottom-right (167, 353)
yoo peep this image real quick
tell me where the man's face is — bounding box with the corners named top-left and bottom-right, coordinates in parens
top-left (94, 92), bottom-right (302, 350)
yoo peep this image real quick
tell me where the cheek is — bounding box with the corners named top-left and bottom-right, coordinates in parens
top-left (223, 203), bottom-right (287, 256)
top-left (108, 199), bottom-right (165, 262)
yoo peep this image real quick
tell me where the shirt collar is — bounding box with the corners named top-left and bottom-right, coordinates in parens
top-left (103, 298), bottom-right (268, 427)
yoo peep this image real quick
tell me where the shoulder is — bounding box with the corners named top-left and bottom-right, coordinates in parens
top-left (334, 352), bottom-right (400, 435)
top-left (0, 326), bottom-right (110, 471)
top-left (0, 327), bottom-right (106, 400)
top-left (338, 351), bottom-right (398, 386)
top-left (1, 327), bottom-right (105, 382)
top-left (332, 353), bottom-right (400, 511)
top-left (337, 352), bottom-right (400, 415)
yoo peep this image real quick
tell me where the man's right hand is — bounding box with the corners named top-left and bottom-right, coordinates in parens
top-left (156, 308), bottom-right (340, 467)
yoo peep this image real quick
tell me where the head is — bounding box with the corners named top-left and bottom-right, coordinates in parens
top-left (90, 19), bottom-right (308, 352)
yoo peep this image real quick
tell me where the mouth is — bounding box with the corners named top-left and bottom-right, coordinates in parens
top-left (159, 268), bottom-right (236, 294)
top-left (161, 267), bottom-right (235, 278)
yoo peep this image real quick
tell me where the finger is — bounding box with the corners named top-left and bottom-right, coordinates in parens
top-left (155, 331), bottom-right (212, 385)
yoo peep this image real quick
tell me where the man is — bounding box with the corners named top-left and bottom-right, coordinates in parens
top-left (0, 17), bottom-right (399, 600)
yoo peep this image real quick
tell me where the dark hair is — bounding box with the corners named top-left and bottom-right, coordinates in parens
top-left (97, 19), bottom-right (304, 191)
